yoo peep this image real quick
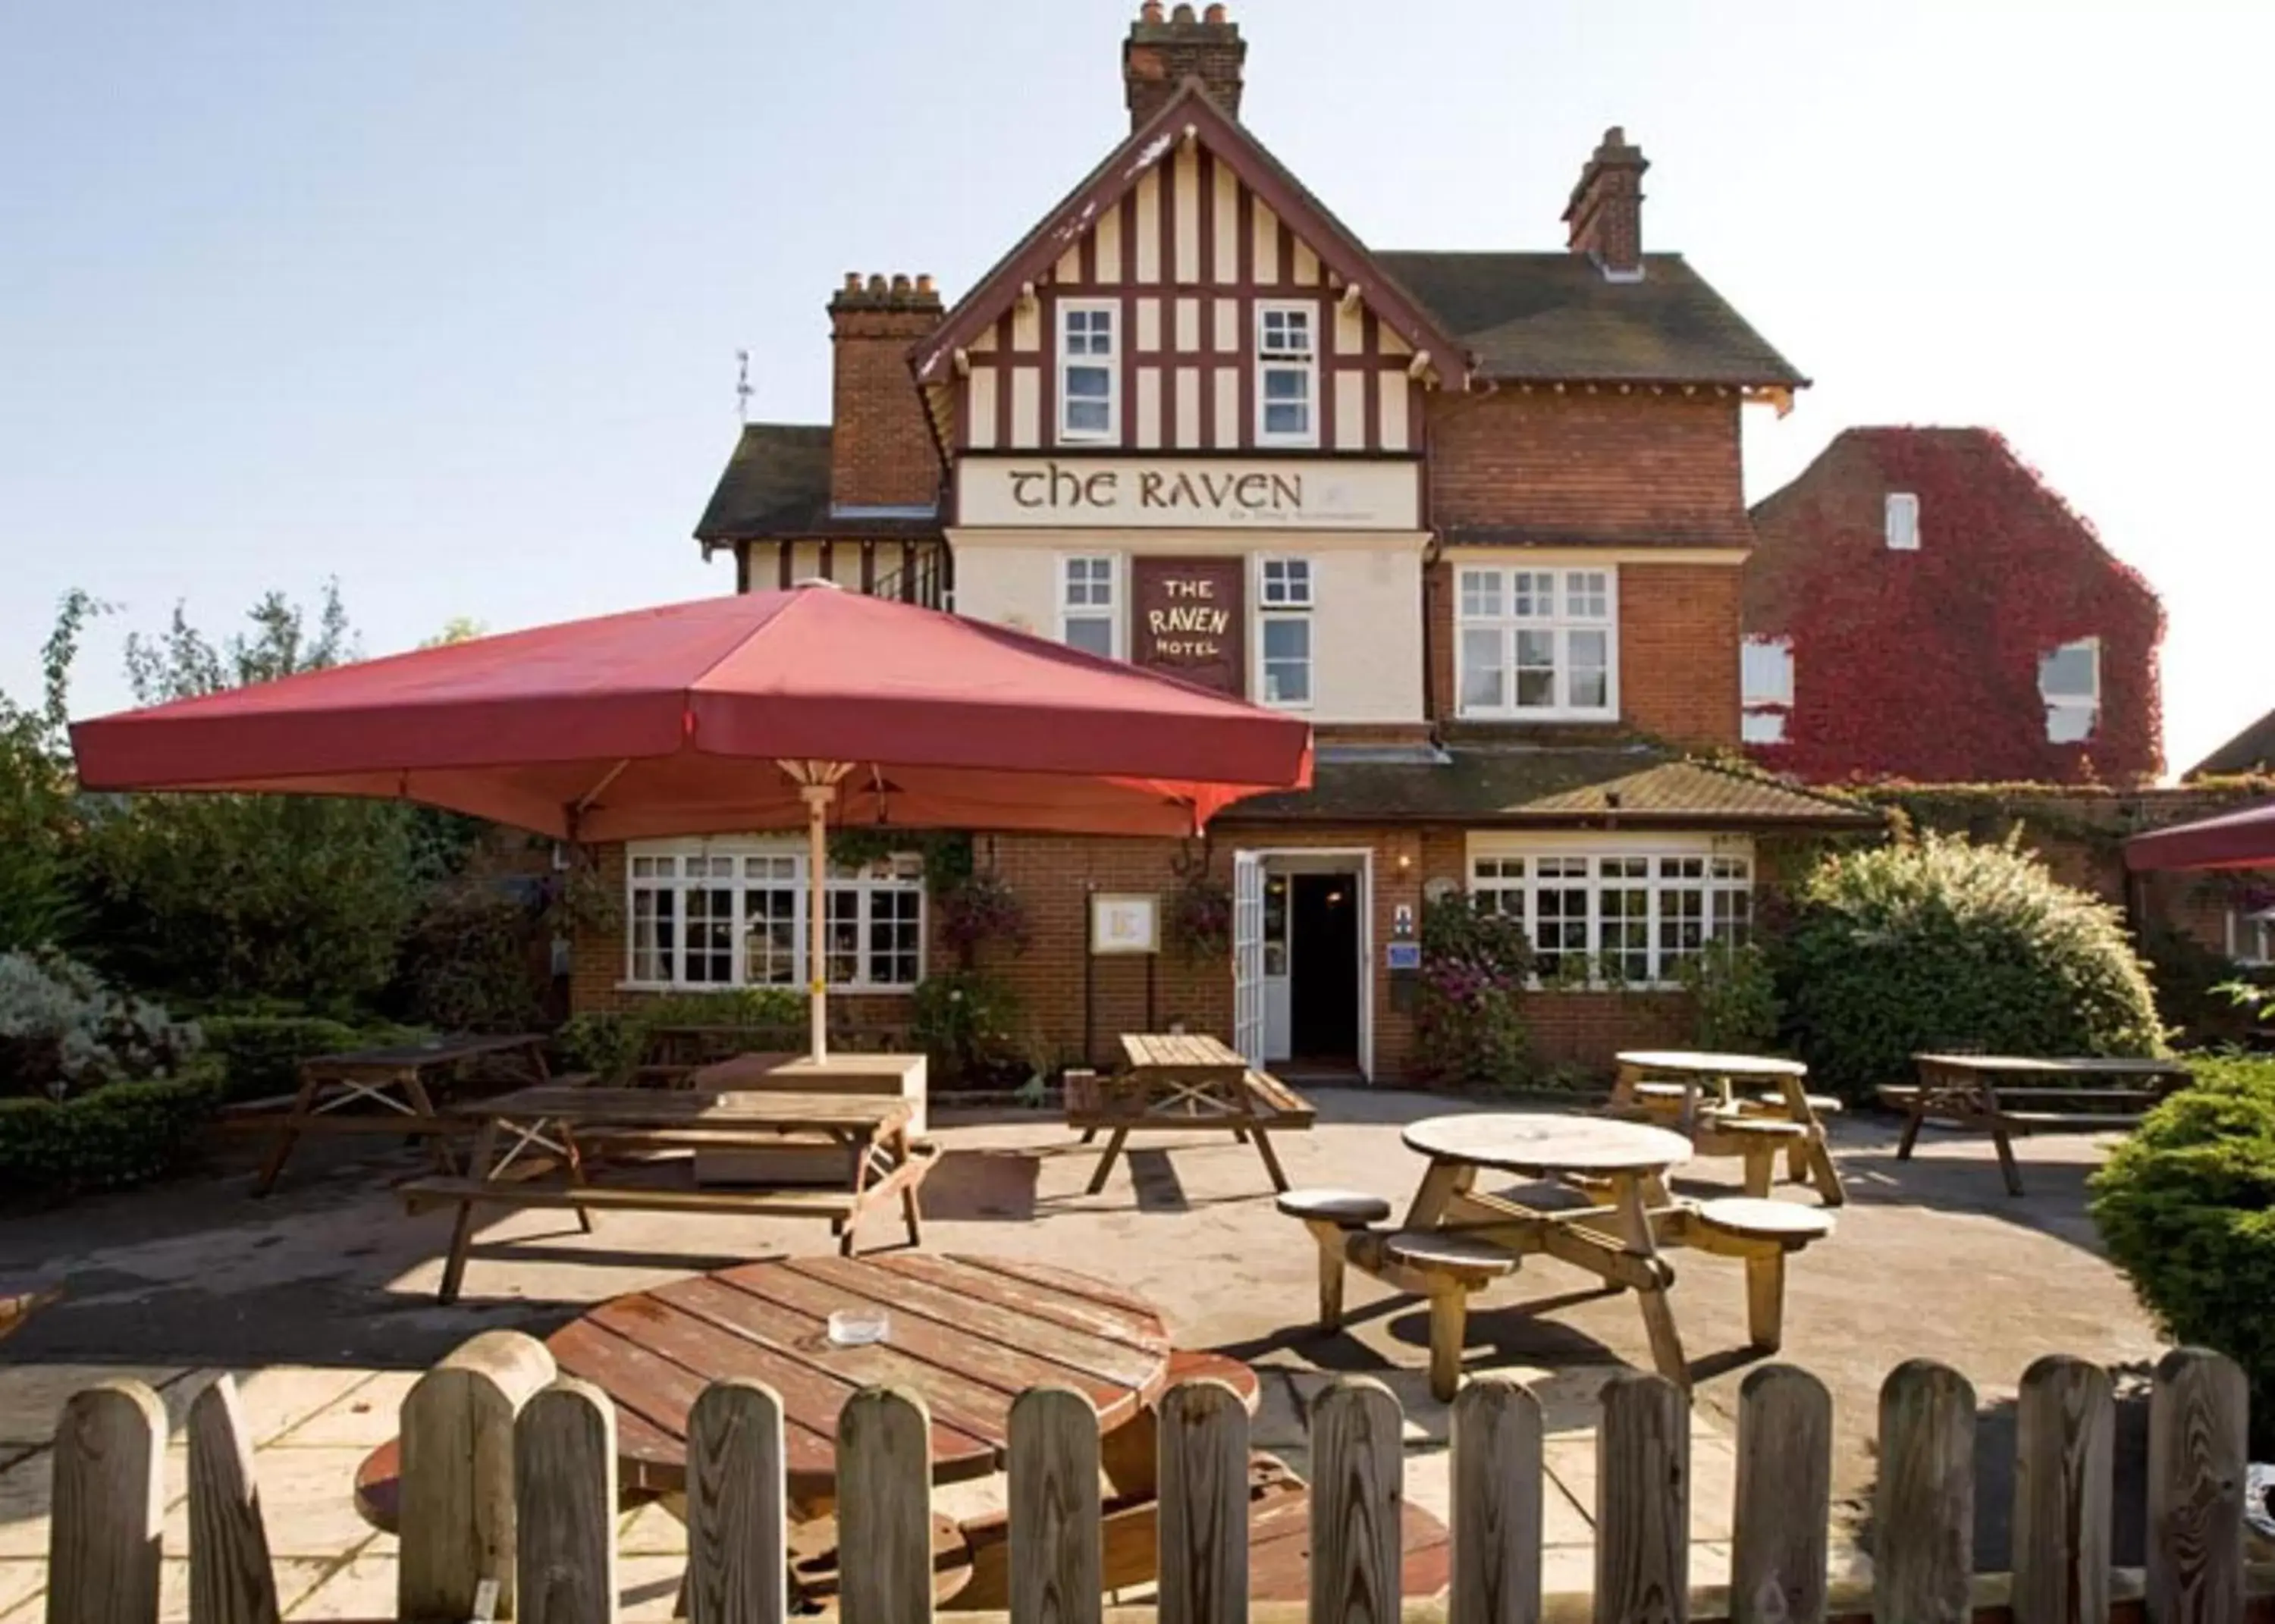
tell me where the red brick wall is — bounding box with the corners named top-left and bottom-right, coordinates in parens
top-left (829, 277), bottom-right (944, 510)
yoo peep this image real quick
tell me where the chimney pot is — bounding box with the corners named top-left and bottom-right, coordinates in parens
top-left (1203, 2), bottom-right (1227, 18)
top-left (1140, 0), bottom-right (1163, 18)
top-left (915, 273), bottom-right (935, 294)
top-left (867, 274), bottom-right (886, 294)
top-left (1171, 2), bottom-right (1196, 20)
top-left (890, 273), bottom-right (912, 295)
top-left (843, 272), bottom-right (861, 291)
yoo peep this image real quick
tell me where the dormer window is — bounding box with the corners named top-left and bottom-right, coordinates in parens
top-left (1885, 491), bottom-right (1920, 550)
top-left (1256, 303), bottom-right (1316, 445)
top-left (1058, 303), bottom-right (1117, 442)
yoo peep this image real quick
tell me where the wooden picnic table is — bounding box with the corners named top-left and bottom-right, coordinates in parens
top-left (400, 1086), bottom-right (938, 1303)
top-left (1068, 1032), bottom-right (1314, 1194)
top-left (1890, 1052), bottom-right (2195, 1194)
top-left (1609, 1048), bottom-right (1846, 1205)
top-left (253, 1031), bottom-right (551, 1196)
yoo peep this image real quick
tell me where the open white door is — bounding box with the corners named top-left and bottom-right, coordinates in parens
top-left (1232, 850), bottom-right (1266, 1067)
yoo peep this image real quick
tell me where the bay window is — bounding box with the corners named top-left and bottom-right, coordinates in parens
top-left (1058, 303), bottom-right (1117, 442)
top-left (625, 842), bottom-right (924, 991)
top-left (1458, 566), bottom-right (1618, 720)
top-left (1256, 303), bottom-right (1316, 444)
top-left (1468, 844), bottom-right (1752, 986)
top-left (1257, 556), bottom-right (1313, 707)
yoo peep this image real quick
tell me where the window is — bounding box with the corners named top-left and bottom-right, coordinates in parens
top-left (1257, 557), bottom-right (1312, 708)
top-left (1058, 303), bottom-right (1117, 442)
top-left (1467, 846), bottom-right (1753, 986)
top-left (2230, 908), bottom-right (2274, 967)
top-left (624, 841), bottom-right (924, 991)
top-left (1059, 555), bottom-right (1118, 658)
top-left (1741, 636), bottom-right (1795, 745)
top-left (1256, 303), bottom-right (1316, 444)
top-left (1455, 566), bottom-right (1618, 720)
top-left (1885, 492), bottom-right (1920, 550)
top-left (2039, 638), bottom-right (2100, 743)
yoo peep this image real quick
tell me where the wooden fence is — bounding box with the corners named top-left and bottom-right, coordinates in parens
top-left (31, 1335), bottom-right (2267, 1624)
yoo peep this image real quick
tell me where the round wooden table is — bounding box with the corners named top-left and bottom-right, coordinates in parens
top-left (546, 1252), bottom-right (1174, 1501)
top-left (1401, 1111), bottom-right (1693, 1176)
top-left (1612, 1049), bottom-right (1845, 1206)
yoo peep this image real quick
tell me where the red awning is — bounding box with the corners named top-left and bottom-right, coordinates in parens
top-left (2123, 798), bottom-right (2275, 872)
top-left (69, 587), bottom-right (1313, 842)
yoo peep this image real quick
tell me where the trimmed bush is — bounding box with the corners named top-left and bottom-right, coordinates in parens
top-left (0, 1066), bottom-right (223, 1201)
top-left (199, 1014), bottom-right (366, 1102)
top-left (1775, 832), bottom-right (2164, 1102)
top-left (2089, 1054), bottom-right (2275, 1453)
top-left (1676, 940), bottom-right (1783, 1054)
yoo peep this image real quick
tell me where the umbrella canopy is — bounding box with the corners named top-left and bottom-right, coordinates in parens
top-left (2124, 798), bottom-right (2275, 873)
top-left (71, 585), bottom-right (1313, 1058)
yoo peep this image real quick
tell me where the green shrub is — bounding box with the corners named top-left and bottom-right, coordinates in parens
top-left (2140, 928), bottom-right (2262, 1050)
top-left (556, 1011), bottom-right (645, 1083)
top-left (393, 880), bottom-right (550, 1032)
top-left (911, 972), bottom-right (1022, 1083)
top-left (1414, 895), bottom-right (1533, 1088)
top-left (636, 987), bottom-right (806, 1032)
top-left (1677, 941), bottom-right (1783, 1053)
top-left (1774, 832), bottom-right (2164, 1102)
top-left (0, 1066), bottom-right (222, 1201)
top-left (199, 1014), bottom-right (366, 1102)
top-left (0, 950), bottom-right (201, 1099)
top-left (2088, 1053), bottom-right (2275, 1453)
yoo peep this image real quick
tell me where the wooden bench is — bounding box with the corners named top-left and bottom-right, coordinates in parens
top-left (1884, 1053), bottom-right (2193, 1194)
top-left (0, 1283), bottom-right (59, 1344)
top-left (1068, 1060), bottom-right (1316, 1195)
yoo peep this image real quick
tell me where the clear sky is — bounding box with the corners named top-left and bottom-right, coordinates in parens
top-left (4, 1), bottom-right (2267, 773)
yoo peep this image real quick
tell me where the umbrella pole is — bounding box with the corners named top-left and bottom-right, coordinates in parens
top-left (801, 784), bottom-right (834, 1063)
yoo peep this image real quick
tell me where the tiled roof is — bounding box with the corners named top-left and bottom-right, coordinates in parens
top-left (1226, 745), bottom-right (1875, 827)
top-left (1376, 252), bottom-right (1808, 388)
top-left (2191, 707), bottom-right (2275, 779)
top-left (694, 425), bottom-right (943, 544)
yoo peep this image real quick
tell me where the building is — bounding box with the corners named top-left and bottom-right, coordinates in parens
top-left (578, 4), bottom-right (1875, 1080)
top-left (1743, 427), bottom-right (2165, 785)
top-left (2189, 707), bottom-right (2275, 781)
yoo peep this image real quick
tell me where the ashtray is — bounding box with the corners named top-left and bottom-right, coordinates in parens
top-left (827, 1308), bottom-right (889, 1346)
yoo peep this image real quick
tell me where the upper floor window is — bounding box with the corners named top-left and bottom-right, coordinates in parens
top-left (1456, 566), bottom-right (1617, 720)
top-left (1741, 636), bottom-right (1795, 745)
top-left (1257, 556), bottom-right (1313, 708)
top-left (1059, 555), bottom-right (1118, 658)
top-left (1256, 303), bottom-right (1316, 445)
top-left (1059, 303), bottom-right (1117, 442)
top-left (1885, 491), bottom-right (1920, 550)
top-left (2039, 637), bottom-right (2100, 742)
top-left (626, 843), bottom-right (924, 992)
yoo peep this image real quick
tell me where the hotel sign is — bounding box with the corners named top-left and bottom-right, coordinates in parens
top-left (957, 456), bottom-right (1420, 531)
top-left (1131, 556), bottom-right (1244, 695)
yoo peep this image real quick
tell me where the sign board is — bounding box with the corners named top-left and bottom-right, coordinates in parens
top-left (1385, 942), bottom-right (1423, 972)
top-left (1091, 893), bottom-right (1160, 955)
top-left (1131, 556), bottom-right (1244, 695)
top-left (958, 456), bottom-right (1421, 531)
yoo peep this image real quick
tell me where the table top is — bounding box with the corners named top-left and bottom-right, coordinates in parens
top-left (1617, 1049), bottom-right (1809, 1079)
top-left (1122, 1032), bottom-right (1246, 1072)
top-left (458, 1085), bottom-right (912, 1133)
top-left (1913, 1052), bottom-right (2193, 1078)
top-left (546, 1253), bottom-right (1174, 1494)
top-left (306, 1032), bottom-right (545, 1071)
top-left (1404, 1111), bottom-right (1694, 1175)
top-left (685, 1052), bottom-right (801, 1088)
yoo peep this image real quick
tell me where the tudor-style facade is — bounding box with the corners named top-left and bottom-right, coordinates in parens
top-left (612, 5), bottom-right (1874, 1080)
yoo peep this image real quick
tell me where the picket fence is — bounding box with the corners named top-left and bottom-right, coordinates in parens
top-left (31, 1334), bottom-right (2265, 1624)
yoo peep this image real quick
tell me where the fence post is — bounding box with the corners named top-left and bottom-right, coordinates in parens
top-left (686, 1381), bottom-right (786, 1624)
top-left (2145, 1347), bottom-right (2245, 1624)
top-left (187, 1375), bottom-right (281, 1624)
top-left (1450, 1376), bottom-right (1542, 1624)
top-left (400, 1329), bottom-right (557, 1624)
top-left (1158, 1378), bottom-right (1250, 1624)
top-left (837, 1386), bottom-right (934, 1624)
top-left (1594, 1372), bottom-right (1689, 1624)
top-left (1008, 1386), bottom-right (1103, 1624)
top-left (513, 1381), bottom-right (617, 1624)
top-left (2010, 1355), bottom-right (2112, 1624)
top-left (1874, 1360), bottom-right (1975, 1624)
top-left (1731, 1365), bottom-right (1829, 1624)
top-left (46, 1381), bottom-right (167, 1624)
top-left (1310, 1378), bottom-right (1404, 1624)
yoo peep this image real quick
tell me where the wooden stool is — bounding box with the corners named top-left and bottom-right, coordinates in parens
top-left (1379, 1229), bottom-right (1520, 1401)
top-left (1700, 1115), bottom-right (1810, 1196)
top-left (1685, 1197), bottom-right (1835, 1352)
top-left (1278, 1187), bottom-right (1393, 1332)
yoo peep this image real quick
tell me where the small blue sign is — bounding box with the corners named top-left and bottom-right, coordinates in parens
top-left (1385, 943), bottom-right (1422, 972)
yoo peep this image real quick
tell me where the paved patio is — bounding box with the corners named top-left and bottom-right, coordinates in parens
top-left (0, 1088), bottom-right (2164, 1620)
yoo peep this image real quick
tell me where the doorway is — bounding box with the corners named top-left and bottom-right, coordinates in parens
top-left (1288, 873), bottom-right (1360, 1062)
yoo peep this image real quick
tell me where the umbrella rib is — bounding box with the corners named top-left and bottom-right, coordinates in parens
top-left (573, 758), bottom-right (632, 814)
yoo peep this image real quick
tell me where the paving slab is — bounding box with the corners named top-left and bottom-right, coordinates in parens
top-left (158, 1444), bottom-right (376, 1559)
top-left (0, 1456), bottom-right (52, 1560)
top-left (0, 1363), bottom-right (190, 1448)
top-left (265, 1553), bottom-right (388, 1621)
top-left (275, 1371), bottom-right (418, 1448)
top-left (0, 1558), bottom-right (43, 1619)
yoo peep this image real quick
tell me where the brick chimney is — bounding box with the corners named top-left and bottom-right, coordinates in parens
top-left (1124, 2), bottom-right (1244, 130)
top-left (828, 272), bottom-right (944, 511)
top-left (1562, 127), bottom-right (1649, 281)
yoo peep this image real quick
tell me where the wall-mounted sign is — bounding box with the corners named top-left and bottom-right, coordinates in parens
top-left (1385, 942), bottom-right (1423, 972)
top-left (1090, 893), bottom-right (1160, 955)
top-left (1131, 556), bottom-right (1244, 696)
top-left (956, 456), bottom-right (1421, 531)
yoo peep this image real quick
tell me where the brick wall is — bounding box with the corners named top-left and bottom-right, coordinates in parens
top-left (829, 276), bottom-right (944, 511)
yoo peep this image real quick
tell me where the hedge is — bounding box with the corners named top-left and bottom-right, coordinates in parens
top-left (0, 1068), bottom-right (222, 1201)
top-left (199, 1014), bottom-right (416, 1102)
top-left (2088, 1052), bottom-right (2275, 1453)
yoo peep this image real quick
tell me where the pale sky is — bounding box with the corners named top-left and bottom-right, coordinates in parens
top-left (4, 1), bottom-right (2268, 773)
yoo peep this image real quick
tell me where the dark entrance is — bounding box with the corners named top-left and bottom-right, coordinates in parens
top-left (1289, 873), bottom-right (1360, 1061)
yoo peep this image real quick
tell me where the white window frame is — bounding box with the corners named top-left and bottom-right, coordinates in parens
top-left (1254, 301), bottom-right (1318, 447)
top-left (1058, 553), bottom-right (1121, 659)
top-left (1056, 300), bottom-right (1119, 444)
top-left (2229, 907), bottom-right (2274, 967)
top-left (1466, 835), bottom-right (1754, 989)
top-left (1454, 565), bottom-right (1620, 721)
top-left (1254, 556), bottom-right (1313, 710)
top-left (2039, 636), bottom-right (2101, 743)
top-left (622, 839), bottom-right (925, 993)
top-left (1741, 635), bottom-right (1794, 745)
top-left (1885, 491), bottom-right (1920, 551)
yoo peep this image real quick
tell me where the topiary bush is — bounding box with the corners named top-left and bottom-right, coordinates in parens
top-left (2088, 1053), bottom-right (2275, 1453)
top-left (0, 1066), bottom-right (224, 1202)
top-left (1774, 832), bottom-right (2164, 1102)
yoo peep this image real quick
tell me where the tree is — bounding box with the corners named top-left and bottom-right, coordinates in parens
top-left (0, 591), bottom-right (103, 952)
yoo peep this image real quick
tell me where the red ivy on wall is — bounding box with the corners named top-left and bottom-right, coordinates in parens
top-left (1743, 427), bottom-right (2164, 786)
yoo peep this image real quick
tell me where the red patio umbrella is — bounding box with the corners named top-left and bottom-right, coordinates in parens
top-left (71, 585), bottom-right (1313, 1059)
top-left (2124, 798), bottom-right (2275, 873)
